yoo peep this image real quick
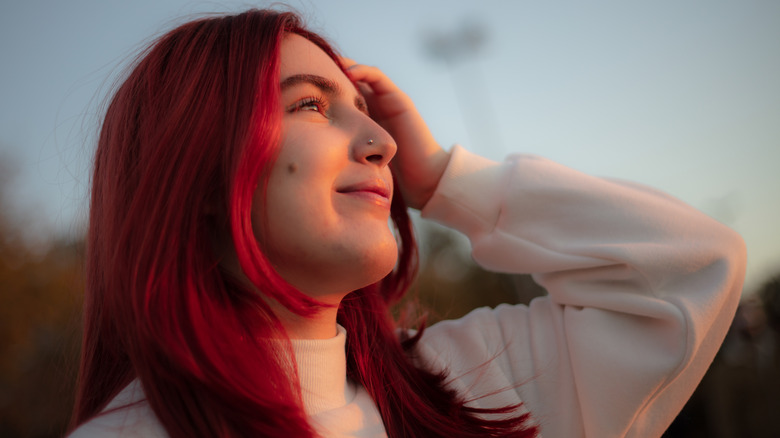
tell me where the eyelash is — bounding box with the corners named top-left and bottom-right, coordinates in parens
top-left (288, 95), bottom-right (329, 116)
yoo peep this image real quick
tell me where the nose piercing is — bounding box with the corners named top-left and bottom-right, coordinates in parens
top-left (367, 139), bottom-right (374, 145)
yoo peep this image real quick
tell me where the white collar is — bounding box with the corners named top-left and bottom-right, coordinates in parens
top-left (290, 324), bottom-right (356, 415)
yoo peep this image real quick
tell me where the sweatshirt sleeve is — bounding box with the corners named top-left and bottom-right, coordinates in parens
top-left (418, 145), bottom-right (746, 438)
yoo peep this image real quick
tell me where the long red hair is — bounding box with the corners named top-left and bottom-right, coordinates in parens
top-left (71, 9), bottom-right (536, 437)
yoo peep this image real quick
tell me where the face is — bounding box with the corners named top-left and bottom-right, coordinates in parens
top-left (254, 34), bottom-right (398, 302)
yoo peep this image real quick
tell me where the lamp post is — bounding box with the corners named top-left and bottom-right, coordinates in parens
top-left (422, 20), bottom-right (504, 156)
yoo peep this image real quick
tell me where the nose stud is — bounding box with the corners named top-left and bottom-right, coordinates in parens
top-left (367, 139), bottom-right (374, 145)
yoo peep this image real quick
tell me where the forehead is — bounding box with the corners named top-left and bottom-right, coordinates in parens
top-left (279, 34), bottom-right (348, 85)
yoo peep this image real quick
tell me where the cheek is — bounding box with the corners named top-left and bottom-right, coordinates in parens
top-left (252, 159), bottom-right (399, 292)
top-left (259, 161), bottom-right (336, 240)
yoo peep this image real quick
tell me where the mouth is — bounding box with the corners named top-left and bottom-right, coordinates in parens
top-left (336, 179), bottom-right (392, 206)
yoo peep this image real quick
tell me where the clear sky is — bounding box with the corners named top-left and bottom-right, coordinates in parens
top-left (1, 0), bottom-right (778, 293)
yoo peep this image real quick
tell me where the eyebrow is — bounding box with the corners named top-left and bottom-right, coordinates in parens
top-left (280, 74), bottom-right (341, 95)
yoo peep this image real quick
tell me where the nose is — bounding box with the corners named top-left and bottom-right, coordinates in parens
top-left (353, 127), bottom-right (397, 168)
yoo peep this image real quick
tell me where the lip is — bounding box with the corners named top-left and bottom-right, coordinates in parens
top-left (336, 179), bottom-right (392, 206)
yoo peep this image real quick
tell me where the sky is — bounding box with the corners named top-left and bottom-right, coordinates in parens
top-left (1, 0), bottom-right (778, 293)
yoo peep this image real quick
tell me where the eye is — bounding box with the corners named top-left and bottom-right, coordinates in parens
top-left (288, 96), bottom-right (329, 116)
top-left (355, 96), bottom-right (369, 116)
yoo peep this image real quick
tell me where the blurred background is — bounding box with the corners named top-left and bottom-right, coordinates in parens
top-left (1, 0), bottom-right (778, 436)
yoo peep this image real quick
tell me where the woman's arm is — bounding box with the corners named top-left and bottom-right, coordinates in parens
top-left (418, 146), bottom-right (746, 437)
top-left (349, 61), bottom-right (745, 436)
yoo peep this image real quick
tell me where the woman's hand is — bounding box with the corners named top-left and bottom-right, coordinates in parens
top-left (343, 59), bottom-right (450, 210)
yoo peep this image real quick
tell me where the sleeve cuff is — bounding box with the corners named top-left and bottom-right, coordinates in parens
top-left (420, 145), bottom-right (507, 239)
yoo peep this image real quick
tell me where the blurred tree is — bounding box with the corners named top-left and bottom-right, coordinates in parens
top-left (0, 156), bottom-right (84, 438)
top-left (665, 273), bottom-right (780, 438)
top-left (759, 274), bottom-right (780, 333)
top-left (402, 219), bottom-right (547, 326)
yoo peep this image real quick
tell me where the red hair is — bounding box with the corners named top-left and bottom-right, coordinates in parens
top-left (71, 9), bottom-right (536, 437)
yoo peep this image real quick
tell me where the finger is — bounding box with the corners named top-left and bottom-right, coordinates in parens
top-left (345, 64), bottom-right (401, 96)
top-left (355, 81), bottom-right (374, 100)
top-left (339, 56), bottom-right (357, 68)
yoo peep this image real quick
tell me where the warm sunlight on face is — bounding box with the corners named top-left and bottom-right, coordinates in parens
top-left (254, 34), bottom-right (399, 302)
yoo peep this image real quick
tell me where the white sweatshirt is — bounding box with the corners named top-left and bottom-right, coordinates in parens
top-left (69, 146), bottom-right (745, 438)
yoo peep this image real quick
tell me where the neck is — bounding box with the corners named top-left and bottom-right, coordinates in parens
top-left (271, 276), bottom-right (350, 339)
top-left (219, 252), bottom-right (345, 340)
top-left (275, 304), bottom-right (341, 339)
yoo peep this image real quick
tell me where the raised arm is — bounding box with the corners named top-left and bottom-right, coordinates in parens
top-left (418, 146), bottom-right (746, 437)
top-left (347, 60), bottom-right (745, 437)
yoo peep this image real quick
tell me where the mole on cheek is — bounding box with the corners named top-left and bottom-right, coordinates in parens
top-left (287, 162), bottom-right (298, 174)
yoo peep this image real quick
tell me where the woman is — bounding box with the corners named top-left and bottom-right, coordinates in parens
top-left (68, 9), bottom-right (746, 438)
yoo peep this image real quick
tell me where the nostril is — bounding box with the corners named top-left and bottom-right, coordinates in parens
top-left (366, 154), bottom-right (383, 163)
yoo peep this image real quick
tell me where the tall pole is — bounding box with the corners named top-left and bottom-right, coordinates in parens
top-left (422, 20), bottom-right (505, 156)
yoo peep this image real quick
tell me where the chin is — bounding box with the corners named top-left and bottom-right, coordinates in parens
top-left (273, 240), bottom-right (399, 298)
top-left (351, 240), bottom-right (399, 289)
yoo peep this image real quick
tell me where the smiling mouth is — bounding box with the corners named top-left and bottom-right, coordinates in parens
top-left (336, 181), bottom-right (391, 207)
